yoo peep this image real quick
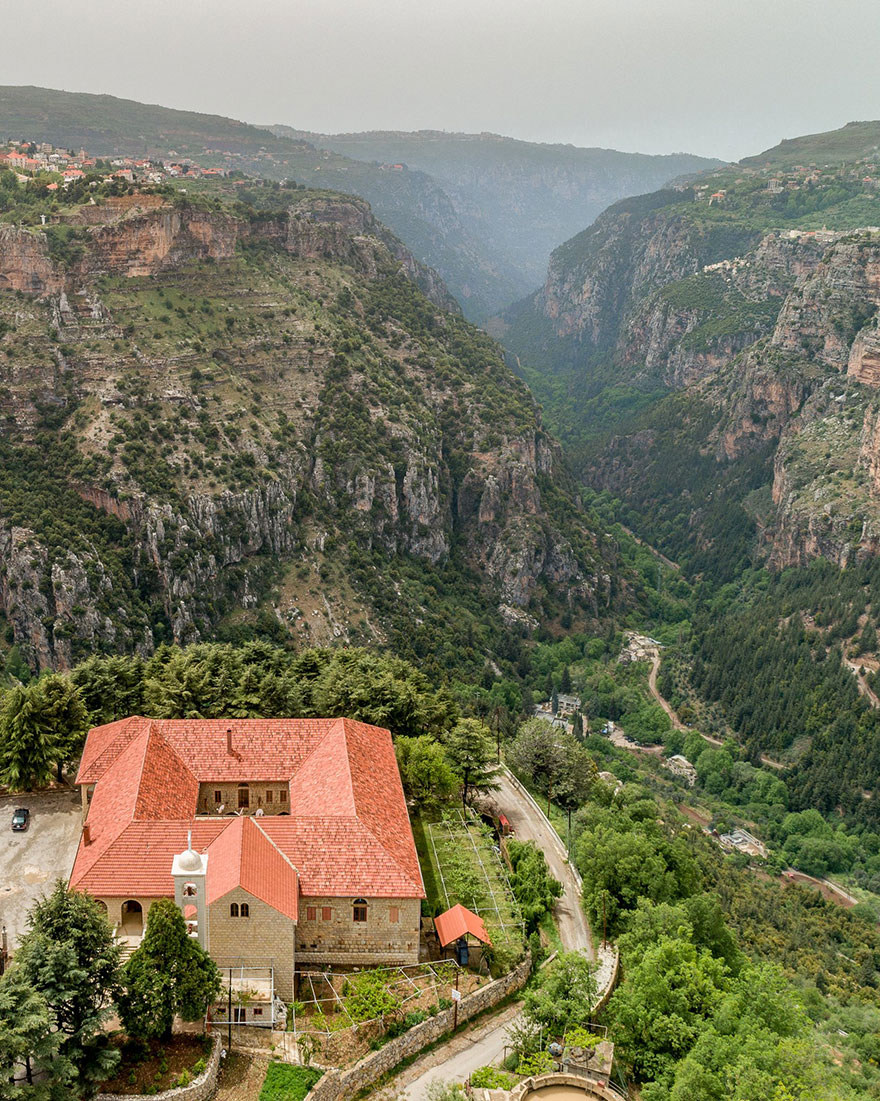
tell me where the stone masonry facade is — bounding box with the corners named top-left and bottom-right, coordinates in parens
top-left (195, 781), bottom-right (290, 814)
top-left (295, 896), bottom-right (421, 967)
top-left (208, 887), bottom-right (296, 1001)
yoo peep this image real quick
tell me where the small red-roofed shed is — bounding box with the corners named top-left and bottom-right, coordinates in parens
top-left (433, 903), bottom-right (492, 948)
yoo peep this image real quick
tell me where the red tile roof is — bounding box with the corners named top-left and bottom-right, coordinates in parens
top-left (205, 817), bottom-right (299, 920)
top-left (433, 904), bottom-right (492, 947)
top-left (70, 717), bottom-right (424, 908)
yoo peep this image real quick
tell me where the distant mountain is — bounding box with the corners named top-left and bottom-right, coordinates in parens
top-left (0, 85), bottom-right (305, 158)
top-left (742, 119), bottom-right (880, 169)
top-left (275, 127), bottom-right (722, 309)
top-left (0, 87), bottom-right (523, 318)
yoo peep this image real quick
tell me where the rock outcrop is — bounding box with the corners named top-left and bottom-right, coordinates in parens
top-left (0, 190), bottom-right (609, 669)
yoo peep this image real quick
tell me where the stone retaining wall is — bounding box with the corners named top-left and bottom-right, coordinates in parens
top-left (305, 955), bottom-right (532, 1101)
top-left (593, 948), bottom-right (620, 1015)
top-left (97, 1035), bottom-right (222, 1101)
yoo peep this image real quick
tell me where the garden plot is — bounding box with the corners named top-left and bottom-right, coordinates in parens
top-left (292, 961), bottom-right (482, 1065)
top-left (424, 809), bottom-right (525, 970)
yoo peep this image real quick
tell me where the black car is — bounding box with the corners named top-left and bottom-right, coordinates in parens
top-left (11, 808), bottom-right (29, 832)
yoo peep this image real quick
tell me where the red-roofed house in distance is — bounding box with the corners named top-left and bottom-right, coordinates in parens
top-left (70, 717), bottom-right (425, 1003)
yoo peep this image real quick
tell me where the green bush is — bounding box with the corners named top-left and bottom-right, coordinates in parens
top-left (258, 1063), bottom-right (323, 1101)
top-left (470, 1066), bottom-right (513, 1088)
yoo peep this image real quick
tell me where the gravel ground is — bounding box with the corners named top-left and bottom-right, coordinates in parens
top-left (0, 787), bottom-right (82, 948)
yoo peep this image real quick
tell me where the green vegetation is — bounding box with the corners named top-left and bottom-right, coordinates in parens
top-left (564, 778), bottom-right (880, 1097)
top-left (0, 674), bottom-right (89, 788)
top-left (258, 1063), bottom-right (323, 1101)
top-left (6, 882), bottom-right (123, 1097)
top-left (418, 811), bottom-right (525, 974)
top-left (117, 900), bottom-right (221, 1042)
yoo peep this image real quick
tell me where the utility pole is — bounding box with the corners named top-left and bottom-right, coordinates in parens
top-left (228, 967), bottom-right (233, 1051)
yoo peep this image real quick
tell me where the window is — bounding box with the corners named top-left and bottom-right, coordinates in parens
top-left (389, 906), bottom-right (399, 923)
top-left (214, 790), bottom-right (222, 803)
top-left (279, 789), bottom-right (288, 803)
top-left (253, 1007), bottom-right (263, 1017)
top-left (322, 907), bottom-right (332, 922)
top-left (240, 902), bottom-right (250, 917)
top-left (183, 883), bottom-right (197, 898)
top-left (230, 903), bottom-right (239, 917)
top-left (265, 790), bottom-right (273, 804)
top-left (353, 899), bottom-right (367, 923)
top-left (307, 906), bottom-right (316, 921)
top-left (238, 784), bottom-right (249, 809)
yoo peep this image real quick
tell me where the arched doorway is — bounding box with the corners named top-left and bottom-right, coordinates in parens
top-left (121, 900), bottom-right (143, 935)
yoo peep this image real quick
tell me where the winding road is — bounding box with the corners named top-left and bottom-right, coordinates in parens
top-left (386, 768), bottom-right (593, 1100)
top-left (641, 643), bottom-right (785, 771)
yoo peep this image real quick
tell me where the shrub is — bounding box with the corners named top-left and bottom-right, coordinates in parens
top-left (470, 1066), bottom-right (514, 1088)
top-left (258, 1063), bottom-right (323, 1101)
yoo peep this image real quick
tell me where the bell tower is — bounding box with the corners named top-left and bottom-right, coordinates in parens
top-left (171, 832), bottom-right (209, 950)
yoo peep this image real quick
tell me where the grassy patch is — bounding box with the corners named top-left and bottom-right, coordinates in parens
top-left (258, 1062), bottom-right (323, 1101)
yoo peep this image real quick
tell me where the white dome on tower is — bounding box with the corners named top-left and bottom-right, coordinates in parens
top-left (177, 847), bottom-right (203, 872)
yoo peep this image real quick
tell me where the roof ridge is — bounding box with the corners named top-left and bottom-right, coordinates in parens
top-left (251, 816), bottom-right (301, 879)
top-left (289, 715), bottom-right (348, 777)
top-left (289, 717), bottom-right (355, 810)
top-left (87, 715), bottom-right (148, 779)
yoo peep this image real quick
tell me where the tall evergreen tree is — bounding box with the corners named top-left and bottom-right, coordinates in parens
top-left (0, 676), bottom-right (89, 789)
top-left (443, 718), bottom-right (498, 807)
top-left (0, 966), bottom-right (70, 1100)
top-left (15, 883), bottom-right (121, 1097)
top-left (117, 900), bottom-right (221, 1041)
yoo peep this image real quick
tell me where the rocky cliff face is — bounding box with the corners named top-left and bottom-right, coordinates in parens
top-left (535, 196), bottom-right (700, 348)
top-left (0, 190), bottom-right (611, 670)
top-left (506, 186), bottom-right (880, 573)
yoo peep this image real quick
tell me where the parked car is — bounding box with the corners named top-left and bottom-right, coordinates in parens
top-left (11, 808), bottom-right (29, 832)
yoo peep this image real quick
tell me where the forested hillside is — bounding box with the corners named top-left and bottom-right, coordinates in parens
top-left (502, 121), bottom-right (880, 820)
top-left (0, 170), bottom-right (641, 694)
top-left (0, 87), bottom-right (719, 322)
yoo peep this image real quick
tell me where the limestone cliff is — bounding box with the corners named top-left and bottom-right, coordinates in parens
top-left (0, 190), bottom-right (613, 671)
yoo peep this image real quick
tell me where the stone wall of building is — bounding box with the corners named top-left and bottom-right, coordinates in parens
top-left (295, 896), bottom-right (420, 968)
top-left (208, 887), bottom-right (296, 1000)
top-left (97, 1035), bottom-right (222, 1101)
top-left (305, 954), bottom-right (532, 1101)
top-left (195, 781), bottom-right (290, 814)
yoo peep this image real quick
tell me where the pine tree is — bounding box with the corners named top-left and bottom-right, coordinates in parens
top-left (118, 900), bottom-right (221, 1041)
top-left (560, 666), bottom-right (572, 694)
top-left (443, 719), bottom-right (498, 807)
top-left (0, 966), bottom-right (70, 1099)
top-left (15, 883), bottom-right (121, 1097)
top-left (0, 676), bottom-right (89, 790)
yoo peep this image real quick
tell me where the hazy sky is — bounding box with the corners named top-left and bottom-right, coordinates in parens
top-left (3, 0), bottom-right (880, 160)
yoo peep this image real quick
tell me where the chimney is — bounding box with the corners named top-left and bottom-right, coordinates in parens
top-left (83, 822), bottom-right (92, 846)
top-left (227, 727), bottom-right (233, 755)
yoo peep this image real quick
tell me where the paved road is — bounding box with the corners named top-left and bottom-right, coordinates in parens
top-left (492, 770), bottom-right (593, 959)
top-left (393, 769), bottom-right (593, 1100)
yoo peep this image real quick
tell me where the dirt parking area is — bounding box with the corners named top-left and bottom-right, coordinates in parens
top-left (0, 788), bottom-right (82, 949)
